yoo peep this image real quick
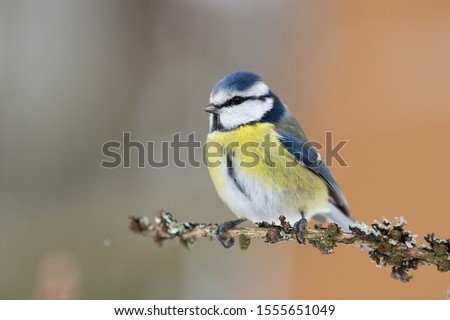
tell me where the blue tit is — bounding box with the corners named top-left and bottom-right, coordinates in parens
top-left (204, 71), bottom-right (353, 248)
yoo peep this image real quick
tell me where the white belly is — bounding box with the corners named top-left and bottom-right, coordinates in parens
top-left (216, 161), bottom-right (321, 225)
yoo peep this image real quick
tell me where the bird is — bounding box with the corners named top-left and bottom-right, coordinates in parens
top-left (204, 71), bottom-right (353, 248)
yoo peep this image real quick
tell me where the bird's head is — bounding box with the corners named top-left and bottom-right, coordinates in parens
top-left (204, 71), bottom-right (286, 132)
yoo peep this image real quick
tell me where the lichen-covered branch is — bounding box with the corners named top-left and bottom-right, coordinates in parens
top-left (129, 209), bottom-right (450, 282)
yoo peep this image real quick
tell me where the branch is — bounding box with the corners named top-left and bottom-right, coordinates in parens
top-left (129, 209), bottom-right (450, 282)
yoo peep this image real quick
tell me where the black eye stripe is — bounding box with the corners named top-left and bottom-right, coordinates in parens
top-left (217, 94), bottom-right (271, 108)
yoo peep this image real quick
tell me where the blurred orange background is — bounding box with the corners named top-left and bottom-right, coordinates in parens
top-left (0, 0), bottom-right (449, 299)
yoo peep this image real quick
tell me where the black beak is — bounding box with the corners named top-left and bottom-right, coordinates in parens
top-left (203, 103), bottom-right (219, 114)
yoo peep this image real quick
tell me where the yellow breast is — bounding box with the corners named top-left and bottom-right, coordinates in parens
top-left (206, 123), bottom-right (328, 216)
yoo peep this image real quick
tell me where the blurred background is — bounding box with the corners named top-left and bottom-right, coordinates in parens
top-left (1, 0), bottom-right (449, 299)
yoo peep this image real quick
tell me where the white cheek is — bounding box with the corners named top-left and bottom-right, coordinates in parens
top-left (219, 98), bottom-right (273, 130)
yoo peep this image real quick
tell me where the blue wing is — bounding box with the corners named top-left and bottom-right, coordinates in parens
top-left (276, 129), bottom-right (351, 217)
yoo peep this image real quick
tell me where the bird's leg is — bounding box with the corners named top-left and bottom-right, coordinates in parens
top-left (293, 214), bottom-right (308, 245)
top-left (216, 218), bottom-right (247, 249)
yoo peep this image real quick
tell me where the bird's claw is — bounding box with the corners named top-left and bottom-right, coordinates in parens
top-left (215, 219), bottom-right (246, 249)
top-left (294, 217), bottom-right (308, 245)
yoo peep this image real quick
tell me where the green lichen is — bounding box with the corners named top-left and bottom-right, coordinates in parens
top-left (307, 224), bottom-right (340, 255)
top-left (279, 229), bottom-right (293, 240)
top-left (238, 234), bottom-right (251, 250)
top-left (429, 248), bottom-right (450, 272)
top-left (424, 233), bottom-right (450, 272)
top-left (180, 237), bottom-right (196, 249)
top-left (205, 226), bottom-right (216, 240)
